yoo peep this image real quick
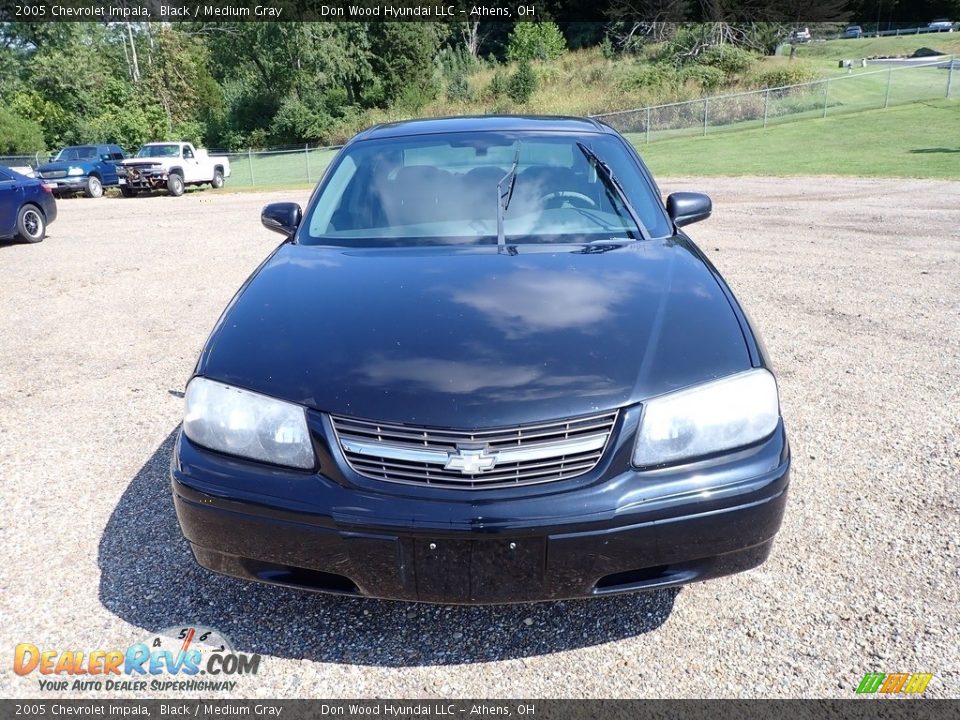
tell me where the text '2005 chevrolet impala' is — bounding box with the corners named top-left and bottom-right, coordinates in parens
top-left (171, 116), bottom-right (790, 604)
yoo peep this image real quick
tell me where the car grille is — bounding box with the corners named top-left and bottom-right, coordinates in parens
top-left (330, 411), bottom-right (618, 489)
top-left (41, 171), bottom-right (66, 179)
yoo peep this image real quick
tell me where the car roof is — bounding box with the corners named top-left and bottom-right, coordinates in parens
top-left (357, 115), bottom-right (615, 142)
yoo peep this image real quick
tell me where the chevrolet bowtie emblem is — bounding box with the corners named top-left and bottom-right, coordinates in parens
top-left (444, 447), bottom-right (498, 475)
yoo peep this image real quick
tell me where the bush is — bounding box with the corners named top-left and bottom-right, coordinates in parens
top-left (600, 36), bottom-right (616, 60)
top-left (751, 62), bottom-right (820, 89)
top-left (436, 45), bottom-right (480, 79)
top-left (508, 61), bottom-right (538, 103)
top-left (486, 69), bottom-right (510, 99)
top-left (446, 72), bottom-right (473, 102)
top-left (507, 22), bottom-right (566, 62)
top-left (0, 107), bottom-right (46, 154)
top-left (616, 63), bottom-right (677, 92)
top-left (697, 45), bottom-right (756, 75)
top-left (679, 65), bottom-right (727, 92)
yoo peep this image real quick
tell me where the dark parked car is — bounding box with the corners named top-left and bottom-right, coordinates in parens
top-left (0, 165), bottom-right (57, 243)
top-left (844, 25), bottom-right (863, 38)
top-left (36, 144), bottom-right (125, 198)
top-left (172, 116), bottom-right (790, 604)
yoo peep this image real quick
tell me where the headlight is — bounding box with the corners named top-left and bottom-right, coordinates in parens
top-left (632, 369), bottom-right (779, 468)
top-left (67, 167), bottom-right (84, 176)
top-left (183, 378), bottom-right (315, 469)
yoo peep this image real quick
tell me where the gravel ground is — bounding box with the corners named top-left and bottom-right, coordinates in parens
top-left (1, 178), bottom-right (957, 699)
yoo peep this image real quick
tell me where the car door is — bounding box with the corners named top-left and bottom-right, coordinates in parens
top-left (0, 168), bottom-right (24, 237)
top-left (96, 145), bottom-right (119, 185)
top-left (181, 146), bottom-right (202, 183)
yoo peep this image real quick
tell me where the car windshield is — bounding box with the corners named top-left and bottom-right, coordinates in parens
top-left (55, 146), bottom-right (97, 161)
top-left (301, 131), bottom-right (671, 246)
top-left (135, 145), bottom-right (180, 158)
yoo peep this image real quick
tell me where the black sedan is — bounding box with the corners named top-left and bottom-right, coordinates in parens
top-left (172, 116), bottom-right (790, 604)
top-left (0, 165), bottom-right (57, 243)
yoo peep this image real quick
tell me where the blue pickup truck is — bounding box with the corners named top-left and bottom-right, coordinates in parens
top-left (35, 144), bottom-right (126, 198)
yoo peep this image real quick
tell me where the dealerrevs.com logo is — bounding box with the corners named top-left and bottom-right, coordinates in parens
top-left (855, 672), bottom-right (934, 695)
top-left (14, 626), bottom-right (261, 693)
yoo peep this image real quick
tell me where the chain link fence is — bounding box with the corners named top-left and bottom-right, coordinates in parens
top-left (212, 145), bottom-right (342, 189)
top-left (3, 58), bottom-right (955, 186)
top-left (592, 58), bottom-right (957, 142)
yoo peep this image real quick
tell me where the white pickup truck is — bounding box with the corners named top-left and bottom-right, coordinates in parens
top-left (119, 142), bottom-right (231, 197)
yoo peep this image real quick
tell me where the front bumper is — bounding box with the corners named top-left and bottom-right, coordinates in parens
top-left (120, 168), bottom-right (166, 189)
top-left (39, 175), bottom-right (86, 193)
top-left (171, 413), bottom-right (790, 604)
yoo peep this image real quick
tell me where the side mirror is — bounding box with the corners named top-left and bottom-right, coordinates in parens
top-left (261, 202), bottom-right (302, 237)
top-left (666, 192), bottom-right (712, 228)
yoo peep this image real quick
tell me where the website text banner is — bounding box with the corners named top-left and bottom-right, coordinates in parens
top-left (0, 0), bottom-right (872, 23)
top-left (2, 700), bottom-right (960, 720)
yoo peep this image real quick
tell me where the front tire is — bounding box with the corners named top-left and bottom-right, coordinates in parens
top-left (120, 186), bottom-right (138, 198)
top-left (167, 173), bottom-right (185, 197)
top-left (84, 175), bottom-right (103, 198)
top-left (211, 168), bottom-right (224, 189)
top-left (16, 204), bottom-right (46, 243)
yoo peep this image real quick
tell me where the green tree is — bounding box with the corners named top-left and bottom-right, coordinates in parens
top-left (201, 22), bottom-right (372, 145)
top-left (367, 23), bottom-right (441, 110)
top-left (0, 107), bottom-right (45, 153)
top-left (508, 60), bottom-right (538, 103)
top-left (140, 27), bottom-right (222, 141)
top-left (506, 22), bottom-right (566, 62)
top-left (446, 71), bottom-right (473, 102)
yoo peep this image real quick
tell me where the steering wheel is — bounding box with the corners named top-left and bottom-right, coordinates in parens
top-left (541, 191), bottom-right (596, 209)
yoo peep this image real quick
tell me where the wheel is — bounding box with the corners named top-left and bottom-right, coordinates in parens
top-left (120, 186), bottom-right (138, 198)
top-left (167, 173), bottom-right (185, 197)
top-left (16, 204), bottom-right (46, 243)
top-left (211, 169), bottom-right (224, 189)
top-left (84, 175), bottom-right (103, 198)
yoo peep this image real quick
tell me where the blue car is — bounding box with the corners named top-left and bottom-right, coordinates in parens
top-left (0, 165), bottom-right (57, 243)
top-left (36, 144), bottom-right (126, 198)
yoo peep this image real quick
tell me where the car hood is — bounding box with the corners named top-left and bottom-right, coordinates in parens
top-left (37, 161), bottom-right (92, 173)
top-left (199, 240), bottom-right (752, 428)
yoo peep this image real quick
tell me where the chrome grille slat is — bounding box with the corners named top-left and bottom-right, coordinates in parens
top-left (331, 410), bottom-right (617, 489)
top-left (348, 460), bottom-right (600, 485)
top-left (350, 451), bottom-right (602, 477)
top-left (331, 413), bottom-right (612, 437)
top-left (332, 420), bottom-right (614, 448)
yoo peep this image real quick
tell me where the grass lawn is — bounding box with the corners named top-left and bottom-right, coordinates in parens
top-left (220, 100), bottom-right (959, 190)
top-left (227, 147), bottom-right (338, 189)
top-left (637, 99), bottom-right (960, 178)
top-left (794, 33), bottom-right (960, 60)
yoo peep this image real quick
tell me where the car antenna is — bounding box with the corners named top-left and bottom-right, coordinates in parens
top-left (575, 142), bottom-right (651, 242)
top-left (496, 146), bottom-right (520, 252)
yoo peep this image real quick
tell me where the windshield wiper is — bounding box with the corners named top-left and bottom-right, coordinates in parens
top-left (496, 147), bottom-right (520, 251)
top-left (576, 142), bottom-right (651, 242)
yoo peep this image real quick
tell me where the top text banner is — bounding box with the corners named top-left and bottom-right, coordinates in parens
top-left (4, 0), bottom-right (554, 22)
top-left (0, 0), bottom-right (864, 23)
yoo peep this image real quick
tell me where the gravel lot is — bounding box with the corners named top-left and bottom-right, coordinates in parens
top-left (1, 178), bottom-right (957, 699)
